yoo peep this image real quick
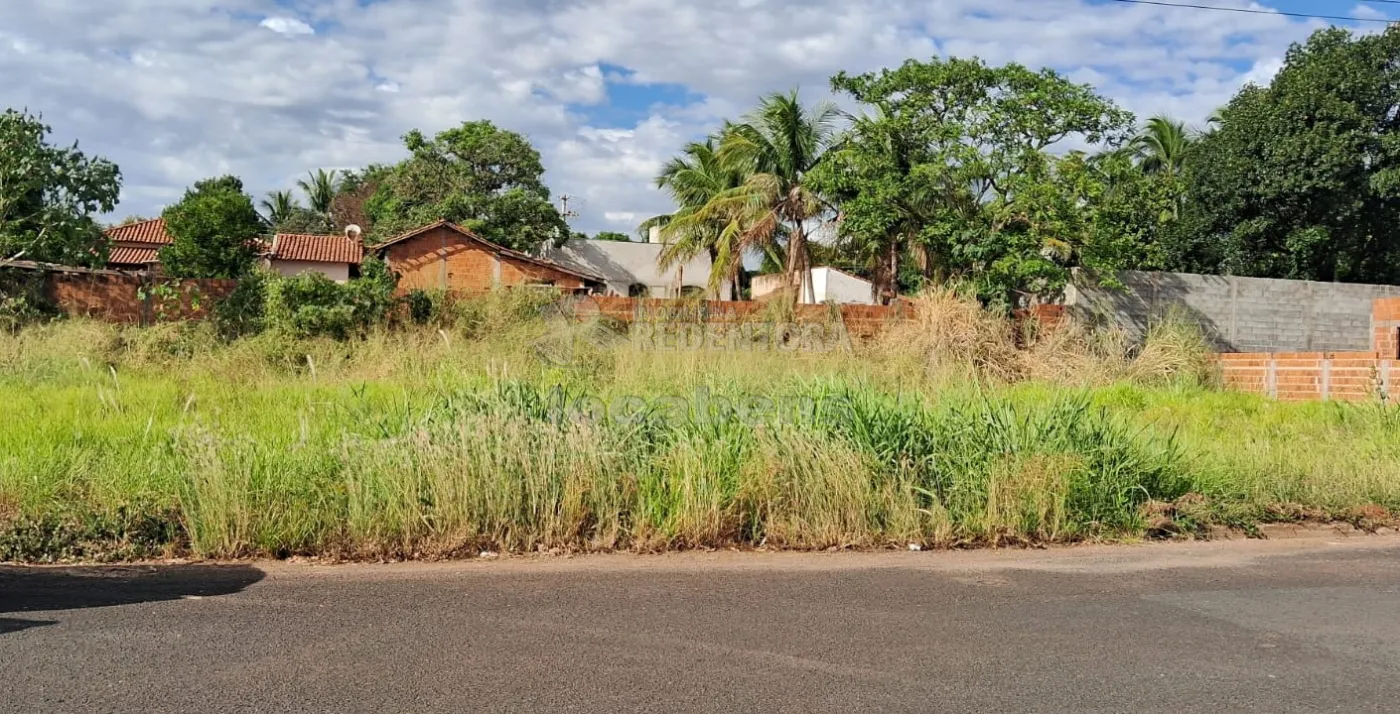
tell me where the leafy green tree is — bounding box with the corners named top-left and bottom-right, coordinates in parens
top-left (667, 92), bottom-right (841, 302)
top-left (298, 169), bottom-right (340, 221)
top-left (0, 109), bottom-right (121, 265)
top-left (1175, 27), bottom-right (1400, 282)
top-left (823, 57), bottom-right (1133, 306)
top-left (365, 121), bottom-right (569, 252)
top-left (160, 176), bottom-right (264, 278)
top-left (592, 231), bottom-right (632, 242)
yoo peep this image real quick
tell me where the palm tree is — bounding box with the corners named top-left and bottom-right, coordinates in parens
top-left (260, 190), bottom-right (298, 227)
top-left (1132, 115), bottom-right (1193, 177)
top-left (670, 90), bottom-right (841, 303)
top-left (641, 135), bottom-right (751, 294)
top-left (297, 169), bottom-right (340, 222)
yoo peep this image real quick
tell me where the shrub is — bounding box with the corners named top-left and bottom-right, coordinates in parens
top-left (212, 268), bottom-right (269, 337)
top-left (264, 258), bottom-right (399, 339)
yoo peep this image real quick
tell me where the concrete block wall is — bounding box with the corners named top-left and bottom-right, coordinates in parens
top-left (1066, 270), bottom-right (1400, 353)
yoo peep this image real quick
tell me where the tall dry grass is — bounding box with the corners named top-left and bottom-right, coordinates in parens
top-left (877, 287), bottom-right (1214, 388)
top-left (0, 288), bottom-right (1396, 562)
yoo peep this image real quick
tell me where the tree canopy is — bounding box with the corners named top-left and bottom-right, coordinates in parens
top-left (811, 57), bottom-right (1135, 305)
top-left (160, 176), bottom-right (264, 279)
top-left (363, 121), bottom-right (569, 252)
top-left (0, 109), bottom-right (121, 266)
top-left (1174, 26), bottom-right (1400, 283)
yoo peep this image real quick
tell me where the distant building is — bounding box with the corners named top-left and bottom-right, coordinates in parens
top-left (103, 218), bottom-right (172, 270)
top-left (103, 218), bottom-right (363, 282)
top-left (751, 267), bottom-right (876, 305)
top-left (261, 230), bottom-right (365, 283)
top-left (372, 220), bottom-right (604, 294)
top-left (540, 227), bottom-right (733, 300)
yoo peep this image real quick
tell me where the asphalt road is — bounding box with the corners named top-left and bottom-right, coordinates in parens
top-left (5, 534), bottom-right (1400, 713)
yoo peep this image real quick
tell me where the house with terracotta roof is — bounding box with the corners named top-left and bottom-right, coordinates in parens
top-left (372, 221), bottom-right (604, 294)
top-left (262, 230), bottom-right (365, 283)
top-left (103, 218), bottom-right (172, 270)
top-left (102, 218), bottom-right (363, 281)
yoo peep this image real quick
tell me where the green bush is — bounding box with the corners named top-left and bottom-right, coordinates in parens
top-left (263, 258), bottom-right (399, 339)
top-left (213, 268), bottom-right (269, 337)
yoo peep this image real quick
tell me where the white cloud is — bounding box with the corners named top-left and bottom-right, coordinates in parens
top-left (0, 0), bottom-right (1377, 231)
top-left (259, 17), bottom-right (315, 37)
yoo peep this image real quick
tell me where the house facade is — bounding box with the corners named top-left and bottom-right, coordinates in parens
top-left (540, 234), bottom-right (733, 300)
top-left (262, 232), bottom-right (364, 283)
top-left (103, 218), bottom-right (172, 270)
top-left (373, 221), bottom-right (603, 293)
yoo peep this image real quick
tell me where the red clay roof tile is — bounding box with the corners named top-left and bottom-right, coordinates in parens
top-left (269, 234), bottom-right (364, 264)
top-left (107, 246), bottom-right (162, 266)
top-left (104, 218), bottom-right (173, 245)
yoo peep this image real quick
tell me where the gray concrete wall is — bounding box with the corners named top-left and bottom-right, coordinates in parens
top-left (1064, 270), bottom-right (1400, 352)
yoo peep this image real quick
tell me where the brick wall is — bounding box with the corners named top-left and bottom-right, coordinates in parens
top-left (38, 272), bottom-right (235, 324)
top-left (1372, 297), bottom-right (1400, 359)
top-left (571, 296), bottom-right (910, 341)
top-left (384, 225), bottom-right (587, 293)
top-left (499, 255), bottom-right (587, 290)
top-left (1218, 351), bottom-right (1394, 402)
top-left (1216, 297), bottom-right (1400, 402)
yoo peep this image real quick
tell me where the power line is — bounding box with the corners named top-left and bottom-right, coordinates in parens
top-left (1105, 0), bottom-right (1394, 24)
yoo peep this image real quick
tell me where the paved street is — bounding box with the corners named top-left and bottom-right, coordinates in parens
top-left (4, 534), bottom-right (1400, 713)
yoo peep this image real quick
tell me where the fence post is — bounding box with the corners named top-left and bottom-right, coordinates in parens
top-left (1384, 359), bottom-right (1394, 403)
top-left (1321, 356), bottom-right (1331, 402)
top-left (1266, 354), bottom-right (1278, 399)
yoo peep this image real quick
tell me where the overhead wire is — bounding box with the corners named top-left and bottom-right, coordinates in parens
top-left (1103, 0), bottom-right (1394, 24)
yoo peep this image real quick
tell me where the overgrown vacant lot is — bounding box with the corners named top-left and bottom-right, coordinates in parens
top-left (2, 291), bottom-right (1399, 562)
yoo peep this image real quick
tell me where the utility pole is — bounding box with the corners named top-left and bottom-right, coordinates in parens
top-left (559, 195), bottom-right (580, 221)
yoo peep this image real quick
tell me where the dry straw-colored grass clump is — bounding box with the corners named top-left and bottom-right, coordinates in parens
top-left (877, 287), bottom-right (1214, 388)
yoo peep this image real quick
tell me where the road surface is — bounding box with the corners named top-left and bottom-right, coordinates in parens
top-left (4, 533), bottom-right (1400, 712)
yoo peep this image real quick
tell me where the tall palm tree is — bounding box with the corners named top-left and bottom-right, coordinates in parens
top-left (641, 135), bottom-right (751, 293)
top-left (297, 169), bottom-right (340, 222)
top-left (260, 190), bottom-right (298, 227)
top-left (671, 90), bottom-right (841, 303)
top-left (1132, 115), bottom-right (1193, 176)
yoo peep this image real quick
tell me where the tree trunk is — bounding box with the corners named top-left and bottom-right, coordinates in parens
top-left (786, 220), bottom-right (810, 306)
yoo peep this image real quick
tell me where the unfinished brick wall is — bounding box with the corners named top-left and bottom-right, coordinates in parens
top-left (1372, 298), bottom-right (1400, 359)
top-left (572, 296), bottom-right (910, 341)
top-left (1217, 297), bottom-right (1400, 402)
top-left (1218, 351), bottom-right (1393, 402)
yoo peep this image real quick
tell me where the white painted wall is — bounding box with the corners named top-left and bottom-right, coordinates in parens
top-left (750, 268), bottom-right (875, 305)
top-left (268, 259), bottom-right (351, 283)
top-left (818, 268), bottom-right (876, 305)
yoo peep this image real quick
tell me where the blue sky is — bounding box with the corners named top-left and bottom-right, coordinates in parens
top-left (0, 0), bottom-right (1391, 234)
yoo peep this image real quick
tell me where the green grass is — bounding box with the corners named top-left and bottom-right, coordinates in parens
top-left (2, 304), bottom-right (1398, 562)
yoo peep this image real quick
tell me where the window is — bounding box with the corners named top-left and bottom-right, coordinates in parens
top-left (628, 283), bottom-right (650, 298)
